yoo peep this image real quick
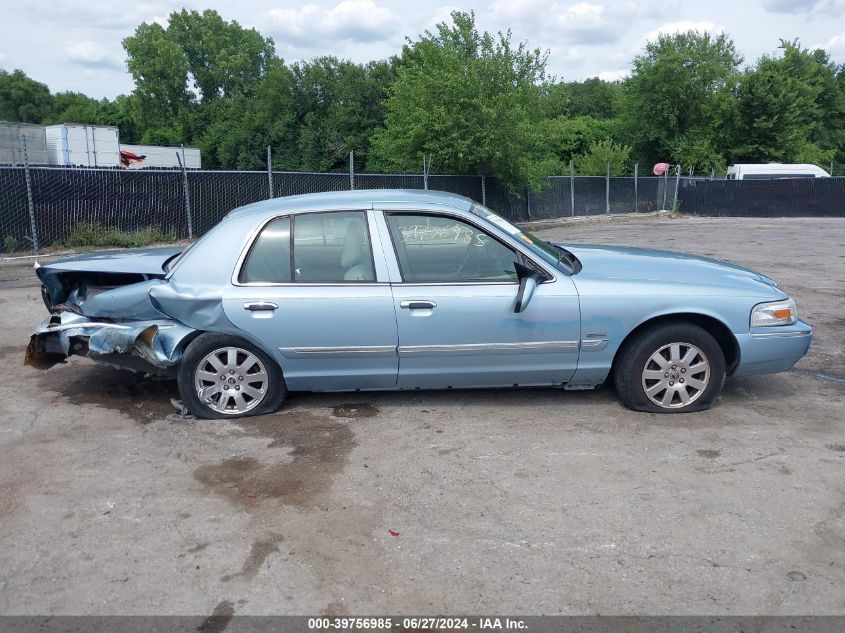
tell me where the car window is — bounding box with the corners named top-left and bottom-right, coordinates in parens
top-left (292, 211), bottom-right (375, 282)
top-left (386, 213), bottom-right (518, 283)
top-left (239, 216), bottom-right (292, 283)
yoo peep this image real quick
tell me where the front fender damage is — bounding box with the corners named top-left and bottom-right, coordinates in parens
top-left (25, 311), bottom-right (197, 374)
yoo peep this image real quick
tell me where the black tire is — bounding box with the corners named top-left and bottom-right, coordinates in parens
top-left (177, 332), bottom-right (287, 419)
top-left (614, 322), bottom-right (726, 413)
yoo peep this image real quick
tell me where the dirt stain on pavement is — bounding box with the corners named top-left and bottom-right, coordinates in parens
top-left (195, 411), bottom-right (356, 506)
top-left (38, 364), bottom-right (176, 424)
top-left (332, 403), bottom-right (379, 419)
top-left (197, 600), bottom-right (235, 633)
top-left (220, 534), bottom-right (284, 582)
top-left (696, 449), bottom-right (722, 459)
top-left (826, 444), bottom-right (845, 452)
top-left (0, 344), bottom-right (28, 364)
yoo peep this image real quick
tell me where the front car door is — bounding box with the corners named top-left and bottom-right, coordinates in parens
top-left (223, 209), bottom-right (399, 391)
top-left (374, 207), bottom-right (581, 389)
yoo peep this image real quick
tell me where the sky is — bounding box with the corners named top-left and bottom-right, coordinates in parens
top-left (1, 0), bottom-right (844, 99)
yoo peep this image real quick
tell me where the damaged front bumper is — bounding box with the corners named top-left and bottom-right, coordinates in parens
top-left (25, 311), bottom-right (196, 373)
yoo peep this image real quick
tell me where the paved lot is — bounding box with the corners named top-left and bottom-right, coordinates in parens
top-left (0, 216), bottom-right (843, 616)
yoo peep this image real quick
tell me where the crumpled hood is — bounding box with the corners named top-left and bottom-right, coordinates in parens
top-left (556, 243), bottom-right (780, 289)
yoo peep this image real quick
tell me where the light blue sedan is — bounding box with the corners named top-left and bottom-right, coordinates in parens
top-left (26, 190), bottom-right (812, 417)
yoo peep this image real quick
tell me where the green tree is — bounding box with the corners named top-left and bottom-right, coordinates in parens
top-left (122, 9), bottom-right (275, 145)
top-left (292, 57), bottom-right (393, 171)
top-left (0, 69), bottom-right (52, 122)
top-left (44, 92), bottom-right (103, 124)
top-left (369, 11), bottom-right (557, 191)
top-left (558, 78), bottom-right (622, 119)
top-left (574, 139), bottom-right (631, 175)
top-left (621, 31), bottom-right (741, 167)
top-left (540, 115), bottom-right (616, 165)
top-left (729, 40), bottom-right (843, 166)
top-left (167, 9), bottom-right (276, 101)
top-left (195, 58), bottom-right (297, 169)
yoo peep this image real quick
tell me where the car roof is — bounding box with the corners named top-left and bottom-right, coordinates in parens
top-left (226, 189), bottom-right (475, 220)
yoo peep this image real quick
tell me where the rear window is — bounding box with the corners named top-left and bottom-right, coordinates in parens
top-left (239, 217), bottom-right (292, 283)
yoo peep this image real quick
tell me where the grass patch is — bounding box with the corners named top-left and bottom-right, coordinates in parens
top-left (65, 222), bottom-right (177, 249)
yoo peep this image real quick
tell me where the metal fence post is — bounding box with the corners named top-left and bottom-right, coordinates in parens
top-left (673, 164), bottom-right (681, 212)
top-left (569, 160), bottom-right (576, 217)
top-left (422, 154), bottom-right (431, 191)
top-left (525, 188), bottom-right (532, 220)
top-left (21, 136), bottom-right (39, 253)
top-left (177, 148), bottom-right (194, 242)
top-left (349, 151), bottom-right (355, 190)
top-left (662, 167), bottom-right (669, 209)
top-left (830, 161), bottom-right (835, 177)
top-left (634, 162), bottom-right (638, 213)
top-left (481, 175), bottom-right (486, 206)
top-left (605, 162), bottom-right (610, 214)
top-left (267, 146), bottom-right (273, 199)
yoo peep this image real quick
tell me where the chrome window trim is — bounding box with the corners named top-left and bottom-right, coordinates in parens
top-left (377, 208), bottom-right (560, 285)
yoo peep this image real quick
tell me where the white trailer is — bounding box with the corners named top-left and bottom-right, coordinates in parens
top-left (45, 124), bottom-right (120, 167)
top-left (726, 163), bottom-right (830, 180)
top-left (120, 144), bottom-right (201, 169)
top-left (0, 122), bottom-right (49, 164)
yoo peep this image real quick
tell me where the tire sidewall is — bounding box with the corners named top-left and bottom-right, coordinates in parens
top-left (177, 332), bottom-right (286, 419)
top-left (617, 324), bottom-right (726, 413)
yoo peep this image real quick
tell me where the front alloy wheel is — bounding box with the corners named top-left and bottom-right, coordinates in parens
top-left (614, 322), bottom-right (726, 413)
top-left (641, 342), bottom-right (711, 409)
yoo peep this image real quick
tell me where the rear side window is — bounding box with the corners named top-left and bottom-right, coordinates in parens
top-left (292, 211), bottom-right (375, 282)
top-left (239, 211), bottom-right (375, 284)
top-left (239, 217), bottom-right (291, 283)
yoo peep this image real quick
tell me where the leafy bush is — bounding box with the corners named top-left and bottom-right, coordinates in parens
top-left (574, 139), bottom-right (632, 176)
top-left (65, 222), bottom-right (176, 249)
top-left (3, 236), bottom-right (17, 252)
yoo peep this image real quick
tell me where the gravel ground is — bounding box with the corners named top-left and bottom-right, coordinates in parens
top-left (0, 215), bottom-right (842, 616)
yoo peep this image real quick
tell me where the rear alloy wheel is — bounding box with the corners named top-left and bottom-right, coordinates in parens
top-left (614, 323), bottom-right (726, 413)
top-left (178, 333), bottom-right (286, 419)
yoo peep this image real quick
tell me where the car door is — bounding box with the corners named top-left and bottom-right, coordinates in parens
top-left (223, 209), bottom-right (399, 391)
top-left (377, 209), bottom-right (581, 389)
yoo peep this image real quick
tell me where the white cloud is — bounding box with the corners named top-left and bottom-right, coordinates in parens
top-left (598, 69), bottom-right (628, 81)
top-left (19, 1), bottom-right (177, 31)
top-left (550, 2), bottom-right (624, 45)
top-left (267, 0), bottom-right (401, 46)
top-left (644, 20), bottom-right (726, 43)
top-left (65, 41), bottom-right (123, 70)
top-left (762, 0), bottom-right (844, 14)
top-left (816, 32), bottom-right (845, 60)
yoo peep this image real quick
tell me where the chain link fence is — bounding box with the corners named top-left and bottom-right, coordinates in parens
top-left (1, 161), bottom-right (844, 255)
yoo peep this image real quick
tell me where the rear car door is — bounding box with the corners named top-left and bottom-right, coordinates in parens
top-left (377, 210), bottom-right (581, 389)
top-left (223, 209), bottom-right (399, 391)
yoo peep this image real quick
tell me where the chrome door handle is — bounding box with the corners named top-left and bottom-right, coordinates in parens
top-left (243, 301), bottom-right (279, 311)
top-left (400, 300), bottom-right (437, 309)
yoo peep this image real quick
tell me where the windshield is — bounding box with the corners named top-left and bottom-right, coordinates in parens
top-left (470, 203), bottom-right (568, 271)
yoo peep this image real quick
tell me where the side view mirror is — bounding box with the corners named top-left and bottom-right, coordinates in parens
top-left (514, 262), bottom-right (541, 313)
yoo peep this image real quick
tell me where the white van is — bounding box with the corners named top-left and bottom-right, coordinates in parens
top-left (726, 163), bottom-right (830, 180)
